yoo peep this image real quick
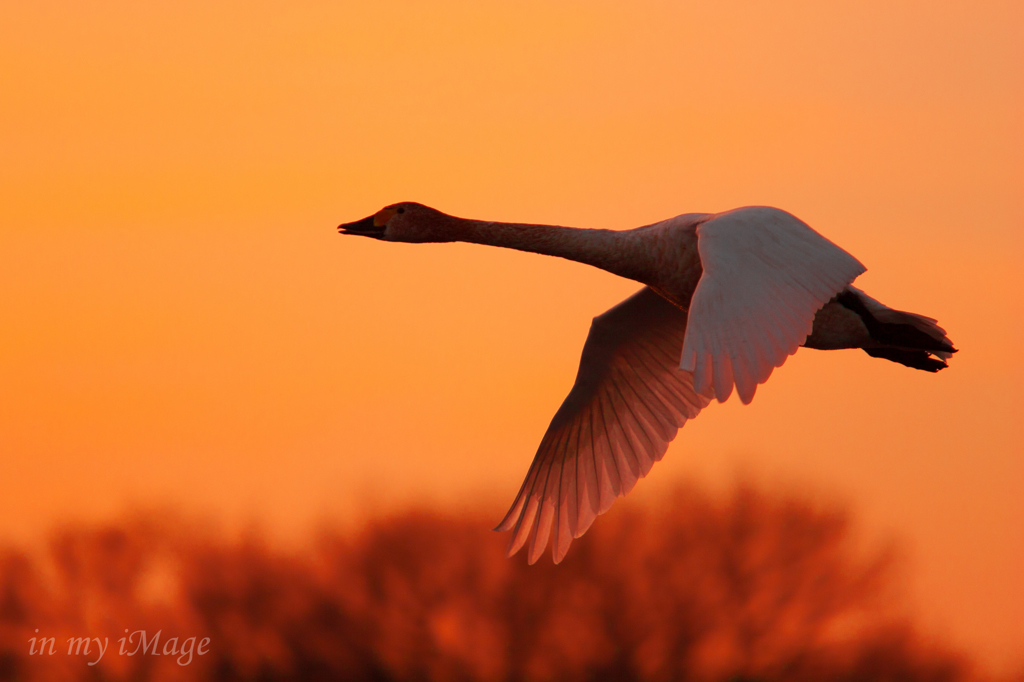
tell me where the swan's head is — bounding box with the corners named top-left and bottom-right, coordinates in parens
top-left (337, 202), bottom-right (457, 243)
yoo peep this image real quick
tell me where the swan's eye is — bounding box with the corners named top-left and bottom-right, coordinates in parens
top-left (397, 207), bottom-right (406, 214)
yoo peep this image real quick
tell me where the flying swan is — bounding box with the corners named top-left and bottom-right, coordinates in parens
top-left (338, 203), bottom-right (956, 564)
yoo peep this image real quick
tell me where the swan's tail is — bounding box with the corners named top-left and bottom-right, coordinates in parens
top-left (837, 287), bottom-right (957, 372)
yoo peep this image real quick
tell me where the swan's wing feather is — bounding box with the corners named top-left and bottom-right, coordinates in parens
top-left (680, 207), bottom-right (866, 404)
top-left (495, 287), bottom-right (711, 564)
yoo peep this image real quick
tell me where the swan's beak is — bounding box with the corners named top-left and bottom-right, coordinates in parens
top-left (337, 215), bottom-right (386, 239)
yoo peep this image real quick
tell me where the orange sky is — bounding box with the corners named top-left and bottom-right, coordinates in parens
top-left (1, 0), bottom-right (1021, 674)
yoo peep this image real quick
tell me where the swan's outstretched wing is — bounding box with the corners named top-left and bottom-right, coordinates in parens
top-left (495, 287), bottom-right (711, 564)
top-left (680, 207), bottom-right (866, 404)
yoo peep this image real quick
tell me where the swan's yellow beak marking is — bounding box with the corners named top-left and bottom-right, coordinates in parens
top-left (373, 207), bottom-right (397, 227)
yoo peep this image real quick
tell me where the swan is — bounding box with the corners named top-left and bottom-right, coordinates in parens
top-left (337, 203), bottom-right (956, 564)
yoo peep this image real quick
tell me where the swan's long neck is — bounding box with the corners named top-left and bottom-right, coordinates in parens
top-left (448, 218), bottom-right (657, 284)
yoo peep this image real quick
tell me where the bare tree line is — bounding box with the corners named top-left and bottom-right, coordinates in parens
top-left (0, 483), bottom-right (983, 682)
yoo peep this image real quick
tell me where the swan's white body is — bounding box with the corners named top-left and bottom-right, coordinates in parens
top-left (338, 203), bottom-right (955, 564)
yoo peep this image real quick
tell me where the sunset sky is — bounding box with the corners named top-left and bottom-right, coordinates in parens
top-left (1, 0), bottom-right (1021, 675)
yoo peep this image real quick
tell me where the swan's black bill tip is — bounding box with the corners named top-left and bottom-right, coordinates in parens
top-left (337, 215), bottom-right (386, 239)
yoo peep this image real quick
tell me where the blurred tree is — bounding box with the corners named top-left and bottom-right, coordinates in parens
top-left (0, 484), bottom-right (975, 682)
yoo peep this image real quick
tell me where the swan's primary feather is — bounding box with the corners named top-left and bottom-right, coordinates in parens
top-left (680, 207), bottom-right (867, 404)
top-left (494, 287), bottom-right (711, 563)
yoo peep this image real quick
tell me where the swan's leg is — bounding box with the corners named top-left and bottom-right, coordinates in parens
top-left (804, 289), bottom-right (956, 372)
